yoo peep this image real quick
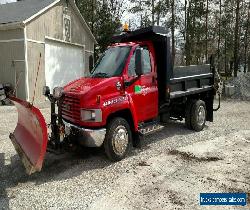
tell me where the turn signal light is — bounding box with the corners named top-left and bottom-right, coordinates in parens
top-left (96, 95), bottom-right (101, 104)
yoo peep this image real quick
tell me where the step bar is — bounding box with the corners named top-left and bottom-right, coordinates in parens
top-left (139, 122), bottom-right (164, 135)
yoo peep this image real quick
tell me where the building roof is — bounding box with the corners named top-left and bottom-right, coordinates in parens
top-left (0, 0), bottom-right (97, 43)
top-left (0, 0), bottom-right (56, 25)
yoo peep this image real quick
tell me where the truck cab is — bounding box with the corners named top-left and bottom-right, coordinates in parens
top-left (62, 41), bottom-right (158, 128)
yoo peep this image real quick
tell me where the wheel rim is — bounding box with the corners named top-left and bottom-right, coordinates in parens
top-left (112, 125), bottom-right (129, 156)
top-left (197, 106), bottom-right (206, 126)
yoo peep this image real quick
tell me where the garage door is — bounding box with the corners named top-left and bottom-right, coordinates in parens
top-left (45, 39), bottom-right (85, 91)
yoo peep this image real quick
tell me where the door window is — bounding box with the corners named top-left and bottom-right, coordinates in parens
top-left (142, 47), bottom-right (151, 74)
top-left (128, 46), bottom-right (152, 76)
top-left (128, 51), bottom-right (136, 76)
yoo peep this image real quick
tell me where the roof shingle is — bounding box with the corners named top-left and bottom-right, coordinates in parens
top-left (0, 0), bottom-right (56, 25)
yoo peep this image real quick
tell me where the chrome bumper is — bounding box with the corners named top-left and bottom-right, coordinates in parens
top-left (63, 120), bottom-right (106, 147)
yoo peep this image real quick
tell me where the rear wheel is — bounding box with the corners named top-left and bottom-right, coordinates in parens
top-left (185, 100), bottom-right (195, 129)
top-left (190, 100), bottom-right (207, 132)
top-left (104, 117), bottom-right (132, 161)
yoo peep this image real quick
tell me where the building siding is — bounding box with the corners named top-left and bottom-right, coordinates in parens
top-left (0, 0), bottom-right (95, 102)
top-left (25, 0), bottom-right (95, 102)
top-left (26, 2), bottom-right (63, 42)
top-left (0, 41), bottom-right (26, 99)
top-left (0, 28), bottom-right (24, 40)
top-left (26, 41), bottom-right (45, 103)
top-left (25, 1), bottom-right (92, 48)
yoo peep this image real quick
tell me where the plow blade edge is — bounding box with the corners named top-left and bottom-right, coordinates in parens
top-left (9, 97), bottom-right (48, 175)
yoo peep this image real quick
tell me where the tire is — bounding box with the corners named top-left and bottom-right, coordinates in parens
top-left (190, 100), bottom-right (207, 132)
top-left (132, 132), bottom-right (143, 148)
top-left (185, 100), bottom-right (195, 129)
top-left (104, 117), bottom-right (132, 161)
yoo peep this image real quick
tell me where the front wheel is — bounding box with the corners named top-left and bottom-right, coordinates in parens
top-left (104, 117), bottom-right (132, 161)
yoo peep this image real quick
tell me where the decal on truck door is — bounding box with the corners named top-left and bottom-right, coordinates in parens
top-left (134, 85), bottom-right (142, 93)
top-left (134, 85), bottom-right (152, 96)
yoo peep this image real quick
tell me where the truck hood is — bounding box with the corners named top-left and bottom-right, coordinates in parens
top-left (64, 77), bottom-right (119, 95)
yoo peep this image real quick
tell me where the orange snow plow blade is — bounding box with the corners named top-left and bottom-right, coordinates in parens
top-left (9, 96), bottom-right (48, 175)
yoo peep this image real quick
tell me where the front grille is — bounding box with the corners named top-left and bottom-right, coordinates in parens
top-left (62, 94), bottom-right (81, 122)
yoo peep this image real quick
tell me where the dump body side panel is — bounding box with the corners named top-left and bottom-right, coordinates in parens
top-left (169, 65), bottom-right (214, 99)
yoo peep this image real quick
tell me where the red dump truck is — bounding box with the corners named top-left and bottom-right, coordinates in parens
top-left (8, 26), bottom-right (220, 174)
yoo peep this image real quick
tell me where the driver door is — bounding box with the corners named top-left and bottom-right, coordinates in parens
top-left (126, 45), bottom-right (158, 123)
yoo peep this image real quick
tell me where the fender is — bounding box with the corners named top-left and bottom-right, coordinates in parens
top-left (127, 94), bottom-right (139, 131)
top-left (102, 94), bottom-right (139, 132)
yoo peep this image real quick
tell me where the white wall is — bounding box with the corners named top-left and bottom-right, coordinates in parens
top-left (0, 0), bottom-right (16, 4)
top-left (45, 39), bottom-right (85, 91)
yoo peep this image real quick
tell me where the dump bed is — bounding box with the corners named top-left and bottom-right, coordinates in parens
top-left (170, 65), bottom-right (214, 99)
top-left (113, 26), bottom-right (215, 105)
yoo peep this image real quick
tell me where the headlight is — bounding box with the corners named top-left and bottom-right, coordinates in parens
top-left (81, 109), bottom-right (102, 122)
top-left (53, 87), bottom-right (64, 99)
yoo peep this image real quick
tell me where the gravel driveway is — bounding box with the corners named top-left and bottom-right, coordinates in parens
top-left (0, 100), bottom-right (249, 210)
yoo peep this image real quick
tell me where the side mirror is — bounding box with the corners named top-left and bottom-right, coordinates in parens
top-left (43, 86), bottom-right (50, 96)
top-left (135, 48), bottom-right (144, 76)
top-left (89, 55), bottom-right (94, 74)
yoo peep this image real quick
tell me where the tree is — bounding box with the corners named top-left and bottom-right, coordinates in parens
top-left (234, 0), bottom-right (241, 77)
top-left (171, 0), bottom-right (176, 65)
top-left (75, 0), bottom-right (123, 54)
top-left (77, 0), bottom-right (249, 74)
top-left (217, 0), bottom-right (222, 71)
top-left (205, 0), bottom-right (209, 61)
top-left (243, 1), bottom-right (250, 73)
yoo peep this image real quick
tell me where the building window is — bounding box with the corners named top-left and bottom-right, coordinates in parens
top-left (63, 14), bottom-right (71, 42)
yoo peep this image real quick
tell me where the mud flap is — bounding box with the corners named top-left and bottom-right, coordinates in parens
top-left (9, 96), bottom-right (48, 175)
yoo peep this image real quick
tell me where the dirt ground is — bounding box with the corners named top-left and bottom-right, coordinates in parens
top-left (0, 99), bottom-right (249, 210)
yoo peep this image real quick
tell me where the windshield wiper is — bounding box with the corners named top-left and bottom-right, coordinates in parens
top-left (92, 72), bottom-right (110, 78)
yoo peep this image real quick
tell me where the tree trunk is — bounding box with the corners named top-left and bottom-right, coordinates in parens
top-left (225, 38), bottom-right (227, 74)
top-left (184, 0), bottom-right (187, 41)
top-left (193, 0), bottom-right (197, 64)
top-left (248, 55), bottom-right (250, 72)
top-left (171, 0), bottom-right (175, 65)
top-left (91, 0), bottom-right (94, 32)
top-left (156, 11), bottom-right (160, 26)
top-left (152, 0), bottom-right (155, 26)
top-left (185, 1), bottom-right (192, 65)
top-left (217, 0), bottom-right (222, 72)
top-left (140, 14), bottom-right (143, 28)
top-left (234, 0), bottom-right (241, 77)
top-left (205, 0), bottom-right (209, 62)
top-left (244, 1), bottom-right (250, 73)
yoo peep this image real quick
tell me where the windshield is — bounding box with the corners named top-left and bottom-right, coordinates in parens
top-left (91, 46), bottom-right (131, 78)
